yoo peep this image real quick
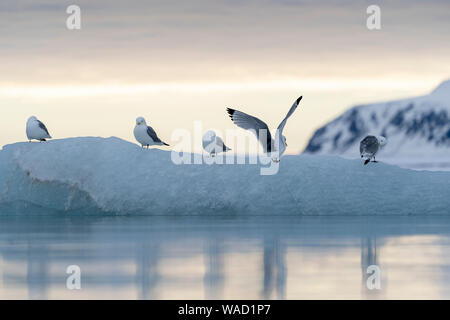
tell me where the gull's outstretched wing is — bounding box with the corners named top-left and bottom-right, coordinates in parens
top-left (227, 108), bottom-right (272, 152)
top-left (277, 96), bottom-right (302, 134)
top-left (37, 120), bottom-right (50, 136)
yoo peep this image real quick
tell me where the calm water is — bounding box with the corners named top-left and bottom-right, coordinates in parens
top-left (1, 215), bottom-right (450, 299)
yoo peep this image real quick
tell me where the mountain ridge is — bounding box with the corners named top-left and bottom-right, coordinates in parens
top-left (303, 80), bottom-right (450, 170)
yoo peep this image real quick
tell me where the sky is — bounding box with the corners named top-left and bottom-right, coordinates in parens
top-left (1, 0), bottom-right (449, 153)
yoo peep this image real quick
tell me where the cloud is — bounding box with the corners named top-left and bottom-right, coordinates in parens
top-left (0, 0), bottom-right (449, 85)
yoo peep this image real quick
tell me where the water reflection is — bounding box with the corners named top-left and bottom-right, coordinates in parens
top-left (262, 237), bottom-right (286, 299)
top-left (0, 216), bottom-right (450, 299)
top-left (203, 238), bottom-right (224, 299)
top-left (135, 242), bottom-right (159, 299)
top-left (26, 241), bottom-right (49, 300)
top-left (360, 236), bottom-right (382, 299)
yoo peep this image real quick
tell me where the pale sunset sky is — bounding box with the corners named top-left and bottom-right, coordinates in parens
top-left (1, 0), bottom-right (449, 153)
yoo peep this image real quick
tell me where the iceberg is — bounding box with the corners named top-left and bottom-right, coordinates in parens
top-left (0, 137), bottom-right (449, 215)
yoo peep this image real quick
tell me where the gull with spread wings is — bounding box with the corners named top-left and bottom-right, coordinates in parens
top-left (226, 96), bottom-right (302, 162)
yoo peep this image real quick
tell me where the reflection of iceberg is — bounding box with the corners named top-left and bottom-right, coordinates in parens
top-left (1, 137), bottom-right (449, 215)
top-left (1, 216), bottom-right (450, 299)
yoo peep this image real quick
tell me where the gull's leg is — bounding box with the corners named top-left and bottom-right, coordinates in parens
top-left (372, 156), bottom-right (378, 163)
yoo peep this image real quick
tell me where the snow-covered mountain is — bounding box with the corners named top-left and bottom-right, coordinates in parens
top-left (303, 80), bottom-right (450, 170)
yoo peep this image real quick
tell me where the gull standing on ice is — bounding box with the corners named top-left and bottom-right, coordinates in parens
top-left (202, 130), bottom-right (231, 157)
top-left (360, 135), bottom-right (387, 165)
top-left (134, 117), bottom-right (169, 148)
top-left (26, 116), bottom-right (52, 142)
top-left (226, 96), bottom-right (302, 162)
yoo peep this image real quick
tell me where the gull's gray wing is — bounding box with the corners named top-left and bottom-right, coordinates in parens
top-left (147, 125), bottom-right (166, 144)
top-left (37, 120), bottom-right (50, 136)
top-left (277, 96), bottom-right (302, 134)
top-left (360, 135), bottom-right (379, 155)
top-left (215, 136), bottom-right (231, 152)
top-left (226, 108), bottom-right (272, 152)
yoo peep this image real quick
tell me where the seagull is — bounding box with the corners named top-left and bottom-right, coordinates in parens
top-left (134, 117), bottom-right (169, 149)
top-left (360, 135), bottom-right (387, 165)
top-left (226, 96), bottom-right (302, 162)
top-left (26, 116), bottom-right (52, 142)
top-left (202, 130), bottom-right (231, 157)
top-left (134, 117), bottom-right (168, 149)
